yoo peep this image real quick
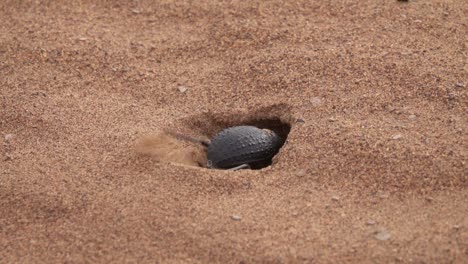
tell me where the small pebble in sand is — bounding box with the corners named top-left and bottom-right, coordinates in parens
top-left (177, 86), bottom-right (188, 93)
top-left (295, 169), bottom-right (306, 177)
top-left (408, 114), bottom-right (417, 119)
top-left (379, 194), bottom-right (389, 199)
top-left (4, 153), bottom-right (12, 161)
top-left (32, 90), bottom-right (47, 96)
top-left (331, 196), bottom-right (340, 201)
top-left (392, 134), bottom-right (403, 140)
top-left (310, 97), bottom-right (322, 107)
top-left (375, 230), bottom-right (391, 241)
top-left (454, 82), bottom-right (465, 88)
top-left (425, 197), bottom-right (434, 202)
top-left (231, 215), bottom-right (242, 221)
top-left (296, 118), bottom-right (305, 123)
top-left (366, 220), bottom-right (376, 225)
top-left (4, 134), bottom-right (14, 142)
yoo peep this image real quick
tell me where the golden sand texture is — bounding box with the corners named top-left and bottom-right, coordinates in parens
top-left (1, 0), bottom-right (466, 263)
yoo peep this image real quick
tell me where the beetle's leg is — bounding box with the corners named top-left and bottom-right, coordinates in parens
top-left (207, 160), bottom-right (213, 169)
top-left (228, 164), bottom-right (250, 171)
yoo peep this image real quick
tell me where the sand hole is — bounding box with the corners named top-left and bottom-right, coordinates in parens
top-left (138, 104), bottom-right (292, 170)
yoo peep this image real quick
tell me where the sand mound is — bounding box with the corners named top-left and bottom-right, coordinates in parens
top-left (136, 132), bottom-right (206, 167)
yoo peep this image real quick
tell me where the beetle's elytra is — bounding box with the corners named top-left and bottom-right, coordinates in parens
top-left (207, 125), bottom-right (283, 169)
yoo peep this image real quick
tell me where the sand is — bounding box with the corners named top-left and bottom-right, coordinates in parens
top-left (1, 0), bottom-right (467, 263)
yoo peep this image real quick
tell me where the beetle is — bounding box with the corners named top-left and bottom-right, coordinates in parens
top-left (167, 125), bottom-right (283, 170)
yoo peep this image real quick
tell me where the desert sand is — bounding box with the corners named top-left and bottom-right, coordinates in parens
top-left (1, 0), bottom-right (467, 263)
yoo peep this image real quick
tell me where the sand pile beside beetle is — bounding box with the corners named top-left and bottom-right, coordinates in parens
top-left (136, 132), bottom-right (206, 167)
top-left (1, 1), bottom-right (466, 263)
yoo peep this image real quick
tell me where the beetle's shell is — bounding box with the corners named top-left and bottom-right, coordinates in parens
top-left (207, 126), bottom-right (282, 169)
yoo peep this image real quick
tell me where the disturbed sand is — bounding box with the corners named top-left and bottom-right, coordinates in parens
top-left (1, 0), bottom-right (467, 263)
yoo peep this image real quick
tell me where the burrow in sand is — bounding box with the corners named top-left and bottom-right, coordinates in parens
top-left (137, 104), bottom-right (293, 169)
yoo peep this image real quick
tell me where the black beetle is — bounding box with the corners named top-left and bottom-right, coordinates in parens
top-left (167, 125), bottom-right (283, 170)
